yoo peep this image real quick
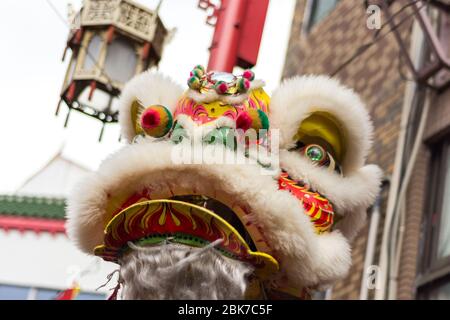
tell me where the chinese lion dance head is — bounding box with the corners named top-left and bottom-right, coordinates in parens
top-left (67, 66), bottom-right (382, 299)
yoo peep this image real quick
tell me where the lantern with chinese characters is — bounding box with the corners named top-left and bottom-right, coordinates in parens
top-left (57, 0), bottom-right (168, 140)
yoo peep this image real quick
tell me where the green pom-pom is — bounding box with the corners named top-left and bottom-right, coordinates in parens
top-left (191, 65), bottom-right (205, 78)
top-left (187, 76), bottom-right (201, 89)
top-left (194, 65), bottom-right (205, 73)
top-left (191, 68), bottom-right (204, 78)
top-left (252, 109), bottom-right (269, 139)
top-left (257, 109), bottom-right (270, 131)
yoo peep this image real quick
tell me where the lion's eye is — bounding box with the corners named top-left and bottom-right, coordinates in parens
top-left (304, 144), bottom-right (326, 164)
top-left (300, 143), bottom-right (342, 175)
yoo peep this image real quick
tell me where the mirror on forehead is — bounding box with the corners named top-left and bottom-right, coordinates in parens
top-left (209, 71), bottom-right (237, 84)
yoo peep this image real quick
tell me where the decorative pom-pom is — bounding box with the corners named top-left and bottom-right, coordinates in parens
top-left (191, 68), bottom-right (204, 78)
top-left (141, 108), bottom-right (161, 129)
top-left (190, 65), bottom-right (205, 78)
top-left (254, 109), bottom-right (270, 131)
top-left (194, 65), bottom-right (205, 73)
top-left (242, 69), bottom-right (255, 81)
top-left (187, 76), bottom-right (201, 90)
top-left (237, 78), bottom-right (251, 93)
top-left (214, 81), bottom-right (228, 94)
top-left (140, 105), bottom-right (173, 138)
top-left (236, 109), bottom-right (269, 134)
top-left (236, 111), bottom-right (253, 132)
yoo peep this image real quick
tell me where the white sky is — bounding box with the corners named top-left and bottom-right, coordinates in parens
top-left (0, 0), bottom-right (296, 194)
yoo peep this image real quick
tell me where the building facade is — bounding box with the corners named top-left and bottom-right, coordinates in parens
top-left (0, 153), bottom-right (116, 300)
top-left (283, 0), bottom-right (450, 299)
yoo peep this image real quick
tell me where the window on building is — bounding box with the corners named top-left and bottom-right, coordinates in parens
top-left (0, 284), bottom-right (106, 300)
top-left (425, 281), bottom-right (450, 300)
top-left (76, 292), bottom-right (106, 300)
top-left (305, 0), bottom-right (340, 31)
top-left (83, 34), bottom-right (103, 71)
top-left (417, 139), bottom-right (450, 299)
top-left (437, 146), bottom-right (450, 259)
top-left (0, 284), bottom-right (30, 300)
top-left (104, 36), bottom-right (138, 84)
top-left (36, 288), bottom-right (59, 300)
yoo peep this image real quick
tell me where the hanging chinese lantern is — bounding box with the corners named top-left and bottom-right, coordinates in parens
top-left (57, 0), bottom-right (168, 140)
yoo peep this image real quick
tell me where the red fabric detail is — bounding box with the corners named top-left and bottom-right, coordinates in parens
top-left (55, 288), bottom-right (78, 300)
top-left (141, 42), bottom-right (151, 61)
top-left (110, 189), bottom-right (152, 219)
top-left (106, 25), bottom-right (115, 44)
top-left (278, 172), bottom-right (334, 231)
top-left (108, 282), bottom-right (121, 300)
top-left (66, 82), bottom-right (76, 102)
top-left (88, 80), bottom-right (96, 100)
top-left (74, 28), bottom-right (83, 45)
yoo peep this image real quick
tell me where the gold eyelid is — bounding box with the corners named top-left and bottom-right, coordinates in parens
top-left (295, 112), bottom-right (345, 164)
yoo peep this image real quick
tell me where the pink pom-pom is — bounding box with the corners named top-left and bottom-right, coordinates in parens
top-left (236, 111), bottom-right (253, 132)
top-left (141, 108), bottom-right (161, 129)
top-left (242, 70), bottom-right (255, 81)
top-left (215, 81), bottom-right (228, 94)
top-left (243, 78), bottom-right (250, 89)
top-left (237, 78), bottom-right (251, 93)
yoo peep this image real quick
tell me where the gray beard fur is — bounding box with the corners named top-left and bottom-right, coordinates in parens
top-left (118, 240), bottom-right (253, 299)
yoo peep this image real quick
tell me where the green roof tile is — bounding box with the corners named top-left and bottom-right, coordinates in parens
top-left (0, 195), bottom-right (66, 219)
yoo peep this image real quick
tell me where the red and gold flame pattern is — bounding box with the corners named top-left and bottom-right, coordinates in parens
top-left (95, 200), bottom-right (278, 279)
top-left (104, 187), bottom-right (274, 256)
top-left (278, 172), bottom-right (334, 234)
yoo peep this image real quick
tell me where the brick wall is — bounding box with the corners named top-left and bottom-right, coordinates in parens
top-left (282, 0), bottom-right (417, 299)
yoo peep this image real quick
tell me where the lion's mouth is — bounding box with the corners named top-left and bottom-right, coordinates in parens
top-left (96, 193), bottom-right (279, 277)
top-left (169, 195), bottom-right (257, 251)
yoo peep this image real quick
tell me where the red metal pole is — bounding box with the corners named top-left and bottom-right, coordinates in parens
top-left (207, 0), bottom-right (247, 72)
